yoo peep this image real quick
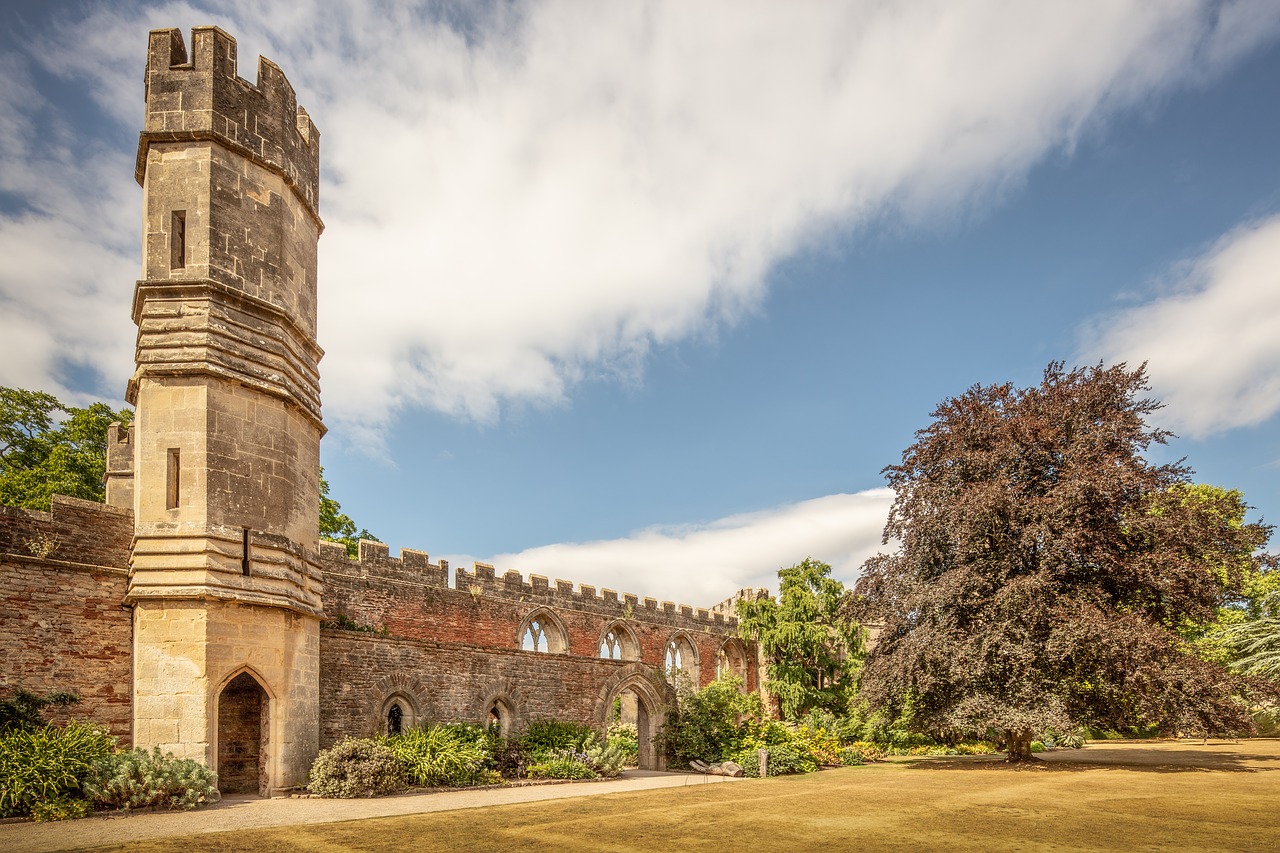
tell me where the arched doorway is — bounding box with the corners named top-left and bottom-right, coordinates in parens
top-left (595, 665), bottom-right (675, 771)
top-left (217, 671), bottom-right (270, 796)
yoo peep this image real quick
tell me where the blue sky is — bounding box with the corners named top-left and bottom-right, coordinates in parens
top-left (1, 2), bottom-right (1278, 606)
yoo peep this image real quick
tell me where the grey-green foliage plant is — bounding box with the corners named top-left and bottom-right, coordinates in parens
top-left (381, 725), bottom-right (489, 787)
top-left (308, 737), bottom-right (407, 798)
top-left (583, 735), bottom-right (626, 778)
top-left (605, 722), bottom-right (638, 766)
top-left (0, 721), bottom-right (115, 816)
top-left (83, 746), bottom-right (217, 811)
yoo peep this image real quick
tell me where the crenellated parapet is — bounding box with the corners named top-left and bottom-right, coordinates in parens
top-left (137, 26), bottom-right (320, 222)
top-left (318, 538), bottom-right (737, 631)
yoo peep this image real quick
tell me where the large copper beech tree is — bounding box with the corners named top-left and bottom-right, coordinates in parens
top-left (853, 363), bottom-right (1274, 761)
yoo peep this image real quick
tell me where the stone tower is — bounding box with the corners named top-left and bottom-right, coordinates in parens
top-left (125, 26), bottom-right (325, 795)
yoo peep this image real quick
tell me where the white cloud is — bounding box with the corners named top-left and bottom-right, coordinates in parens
top-left (460, 489), bottom-right (894, 607)
top-left (1081, 214), bottom-right (1280, 438)
top-left (1, 1), bottom-right (1277, 429)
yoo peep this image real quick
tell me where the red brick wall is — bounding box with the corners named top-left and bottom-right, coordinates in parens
top-left (319, 543), bottom-right (760, 694)
top-left (0, 497), bottom-right (134, 740)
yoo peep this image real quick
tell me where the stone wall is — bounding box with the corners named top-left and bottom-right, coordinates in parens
top-left (0, 497), bottom-right (134, 739)
top-left (319, 540), bottom-right (759, 693)
top-left (320, 630), bottom-right (675, 769)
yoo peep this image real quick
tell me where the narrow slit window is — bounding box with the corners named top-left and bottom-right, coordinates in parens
top-left (242, 528), bottom-right (251, 576)
top-left (165, 448), bottom-right (180, 509)
top-left (170, 210), bottom-right (186, 270)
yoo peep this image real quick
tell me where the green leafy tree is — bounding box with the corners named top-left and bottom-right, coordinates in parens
top-left (0, 387), bottom-right (133, 510)
top-left (1225, 590), bottom-right (1280, 679)
top-left (853, 363), bottom-right (1274, 761)
top-left (737, 558), bottom-right (864, 720)
top-left (319, 468), bottom-right (380, 558)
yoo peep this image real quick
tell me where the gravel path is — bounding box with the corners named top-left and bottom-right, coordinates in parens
top-left (1, 770), bottom-right (744, 853)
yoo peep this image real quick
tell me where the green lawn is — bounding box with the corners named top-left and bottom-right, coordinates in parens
top-left (94, 740), bottom-right (1280, 852)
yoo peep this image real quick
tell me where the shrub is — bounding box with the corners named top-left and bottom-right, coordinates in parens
top-left (953, 742), bottom-right (997, 755)
top-left (795, 724), bottom-right (842, 766)
top-left (489, 738), bottom-right (530, 779)
top-left (308, 738), bottom-right (406, 798)
top-left (658, 677), bottom-right (761, 765)
top-left (520, 719), bottom-right (596, 758)
top-left (731, 741), bottom-right (816, 777)
top-left (837, 747), bottom-right (864, 766)
top-left (0, 690), bottom-right (80, 734)
top-left (583, 737), bottom-right (627, 778)
top-left (846, 741), bottom-right (886, 762)
top-left (1030, 741), bottom-right (1046, 753)
top-left (606, 723), bottom-right (639, 766)
top-left (30, 795), bottom-right (93, 822)
top-left (527, 752), bottom-right (596, 780)
top-left (0, 721), bottom-right (115, 817)
top-left (382, 725), bottom-right (490, 788)
top-left (83, 746), bottom-right (217, 811)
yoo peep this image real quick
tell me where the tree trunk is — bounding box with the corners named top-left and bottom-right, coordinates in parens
top-left (1005, 729), bottom-right (1037, 762)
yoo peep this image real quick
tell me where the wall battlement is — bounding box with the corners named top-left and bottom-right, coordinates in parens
top-left (318, 538), bottom-right (735, 628)
top-left (137, 26), bottom-right (321, 222)
top-left (0, 495), bottom-right (133, 569)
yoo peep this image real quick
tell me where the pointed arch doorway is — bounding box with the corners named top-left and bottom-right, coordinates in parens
top-left (217, 671), bottom-right (270, 796)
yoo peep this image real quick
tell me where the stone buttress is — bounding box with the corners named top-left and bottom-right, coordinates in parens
top-left (125, 26), bottom-right (324, 795)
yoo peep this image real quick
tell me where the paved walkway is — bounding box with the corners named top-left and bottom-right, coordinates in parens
top-left (1, 770), bottom-right (744, 853)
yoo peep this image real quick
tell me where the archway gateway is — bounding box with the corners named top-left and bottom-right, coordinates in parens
top-left (217, 672), bottom-right (270, 796)
top-left (596, 666), bottom-right (674, 771)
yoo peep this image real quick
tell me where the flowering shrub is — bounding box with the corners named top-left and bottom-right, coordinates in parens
top-left (308, 738), bottom-right (406, 798)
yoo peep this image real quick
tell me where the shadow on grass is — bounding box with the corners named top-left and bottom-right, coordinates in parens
top-left (899, 744), bottom-right (1280, 774)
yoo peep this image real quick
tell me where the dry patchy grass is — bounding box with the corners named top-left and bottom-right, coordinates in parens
top-left (90, 740), bottom-right (1280, 853)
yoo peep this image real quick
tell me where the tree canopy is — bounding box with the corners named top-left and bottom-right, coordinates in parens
top-left (319, 469), bottom-right (380, 558)
top-left (0, 387), bottom-right (133, 510)
top-left (737, 558), bottom-right (864, 720)
top-left (852, 363), bottom-right (1274, 760)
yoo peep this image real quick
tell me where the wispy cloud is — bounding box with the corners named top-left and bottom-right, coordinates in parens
top-left (1081, 214), bottom-right (1280, 438)
top-left (1, 1), bottom-right (1277, 431)
top-left (462, 489), bottom-right (894, 607)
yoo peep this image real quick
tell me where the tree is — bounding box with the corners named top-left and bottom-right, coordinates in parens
top-left (737, 558), bottom-right (864, 720)
top-left (0, 387), bottom-right (133, 510)
top-left (852, 363), bottom-right (1273, 761)
top-left (1226, 591), bottom-right (1280, 679)
top-left (319, 468), bottom-right (380, 558)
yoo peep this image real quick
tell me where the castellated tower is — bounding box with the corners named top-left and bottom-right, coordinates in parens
top-left (126, 26), bottom-right (324, 795)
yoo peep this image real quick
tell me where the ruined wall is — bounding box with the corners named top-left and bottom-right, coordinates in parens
top-left (0, 497), bottom-right (134, 739)
top-left (319, 631), bottom-right (668, 745)
top-left (319, 540), bottom-right (758, 693)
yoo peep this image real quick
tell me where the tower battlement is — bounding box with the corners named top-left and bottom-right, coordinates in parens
top-left (137, 27), bottom-right (321, 222)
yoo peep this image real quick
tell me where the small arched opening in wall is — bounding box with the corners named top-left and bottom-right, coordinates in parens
top-left (486, 697), bottom-right (514, 738)
top-left (598, 620), bottom-right (641, 661)
top-left (664, 631), bottom-right (700, 687)
top-left (717, 638), bottom-right (749, 687)
top-left (371, 675), bottom-right (428, 737)
top-left (517, 607), bottom-right (570, 654)
top-left (595, 665), bottom-right (675, 771)
top-left (477, 680), bottom-right (527, 738)
top-left (215, 668), bottom-right (273, 797)
top-left (380, 692), bottom-right (420, 735)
